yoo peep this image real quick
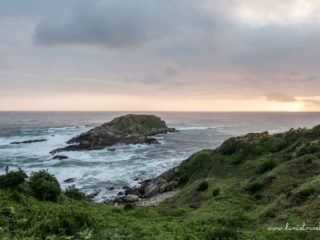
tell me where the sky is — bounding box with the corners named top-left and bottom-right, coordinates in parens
top-left (1, 0), bottom-right (320, 111)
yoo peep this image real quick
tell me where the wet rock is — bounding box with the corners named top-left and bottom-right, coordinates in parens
top-left (53, 155), bottom-right (68, 160)
top-left (11, 139), bottom-right (47, 144)
top-left (108, 148), bottom-right (116, 152)
top-left (64, 178), bottom-right (76, 183)
top-left (118, 192), bottom-right (124, 196)
top-left (86, 190), bottom-right (101, 201)
top-left (107, 186), bottom-right (115, 190)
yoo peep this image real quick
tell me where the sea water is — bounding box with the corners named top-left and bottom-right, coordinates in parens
top-left (0, 111), bottom-right (319, 201)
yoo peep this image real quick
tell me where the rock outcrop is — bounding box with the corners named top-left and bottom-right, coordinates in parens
top-left (53, 155), bottom-right (68, 160)
top-left (51, 114), bottom-right (175, 154)
top-left (11, 139), bottom-right (47, 144)
top-left (113, 167), bottom-right (179, 204)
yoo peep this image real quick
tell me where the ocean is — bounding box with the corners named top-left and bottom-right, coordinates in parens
top-left (0, 111), bottom-right (319, 201)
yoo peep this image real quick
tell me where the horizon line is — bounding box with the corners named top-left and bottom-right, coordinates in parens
top-left (1, 110), bottom-right (320, 113)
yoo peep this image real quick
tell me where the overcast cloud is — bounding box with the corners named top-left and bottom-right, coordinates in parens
top-left (1, 0), bottom-right (320, 110)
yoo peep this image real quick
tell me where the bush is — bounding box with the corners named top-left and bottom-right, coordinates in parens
top-left (292, 188), bottom-right (315, 204)
top-left (296, 142), bottom-right (319, 157)
top-left (124, 203), bottom-right (135, 211)
top-left (197, 181), bottom-right (209, 191)
top-left (64, 185), bottom-right (86, 201)
top-left (220, 138), bottom-right (241, 155)
top-left (246, 181), bottom-right (264, 194)
top-left (65, 185), bottom-right (86, 201)
top-left (29, 170), bottom-right (61, 201)
top-left (254, 193), bottom-right (262, 200)
top-left (205, 226), bottom-right (239, 240)
top-left (230, 153), bottom-right (245, 165)
top-left (0, 170), bottom-right (27, 189)
top-left (258, 160), bottom-right (276, 174)
top-left (311, 125), bottom-right (320, 138)
top-left (212, 188), bottom-right (220, 197)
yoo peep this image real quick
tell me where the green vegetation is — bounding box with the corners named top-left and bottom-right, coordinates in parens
top-left (2, 125), bottom-right (320, 239)
top-left (65, 185), bottom-right (86, 201)
top-left (257, 159), bottom-right (276, 173)
top-left (212, 188), bottom-right (220, 197)
top-left (29, 170), bottom-right (61, 201)
top-left (197, 181), bottom-right (209, 191)
top-left (111, 114), bottom-right (168, 134)
top-left (124, 203), bottom-right (136, 211)
top-left (0, 169), bottom-right (27, 189)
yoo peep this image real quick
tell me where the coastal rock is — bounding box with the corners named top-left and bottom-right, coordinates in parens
top-left (113, 167), bottom-right (179, 205)
top-left (125, 188), bottom-right (140, 196)
top-left (138, 168), bottom-right (178, 197)
top-left (64, 178), bottom-right (76, 183)
top-left (123, 194), bottom-right (140, 202)
top-left (53, 155), bottom-right (68, 160)
top-left (11, 139), bottom-right (47, 144)
top-left (50, 114), bottom-right (176, 154)
top-left (107, 186), bottom-right (115, 190)
top-left (86, 190), bottom-right (101, 201)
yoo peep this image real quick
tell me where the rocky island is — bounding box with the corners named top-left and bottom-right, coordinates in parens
top-left (51, 114), bottom-right (175, 154)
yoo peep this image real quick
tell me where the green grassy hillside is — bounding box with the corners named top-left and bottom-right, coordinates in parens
top-left (1, 125), bottom-right (320, 239)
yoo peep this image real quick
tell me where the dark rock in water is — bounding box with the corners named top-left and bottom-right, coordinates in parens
top-left (64, 178), bottom-right (76, 183)
top-left (50, 114), bottom-right (176, 154)
top-left (107, 186), bottom-right (115, 191)
top-left (53, 155), bottom-right (68, 160)
top-left (86, 190), bottom-right (101, 201)
top-left (11, 139), bottom-right (47, 145)
top-left (108, 148), bottom-right (116, 152)
top-left (118, 192), bottom-right (124, 196)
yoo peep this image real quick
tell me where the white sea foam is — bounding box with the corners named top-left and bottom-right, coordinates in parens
top-left (0, 123), bottom-right (224, 201)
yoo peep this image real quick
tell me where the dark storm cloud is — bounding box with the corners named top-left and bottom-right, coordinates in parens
top-left (33, 0), bottom-right (213, 48)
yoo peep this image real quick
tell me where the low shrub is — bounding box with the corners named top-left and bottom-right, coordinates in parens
top-left (292, 188), bottom-right (315, 204)
top-left (219, 138), bottom-right (241, 155)
top-left (297, 142), bottom-right (319, 157)
top-left (231, 154), bottom-right (244, 165)
top-left (254, 193), bottom-right (262, 200)
top-left (65, 185), bottom-right (86, 201)
top-left (29, 170), bottom-right (61, 201)
top-left (0, 170), bottom-right (27, 189)
top-left (124, 203), bottom-right (135, 211)
top-left (258, 160), bottom-right (276, 174)
top-left (197, 181), bottom-right (209, 191)
top-left (246, 181), bottom-right (264, 194)
top-left (212, 188), bottom-right (220, 197)
top-left (205, 226), bottom-right (239, 240)
top-left (311, 125), bottom-right (320, 138)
